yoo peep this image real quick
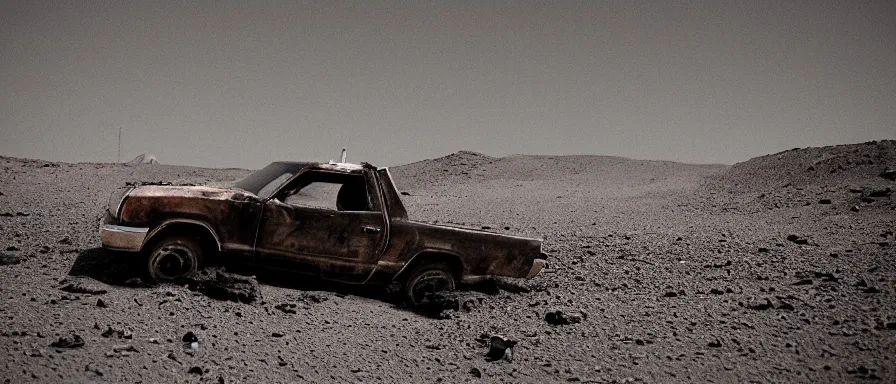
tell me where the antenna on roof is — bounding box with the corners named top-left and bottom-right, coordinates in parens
top-left (340, 147), bottom-right (347, 163)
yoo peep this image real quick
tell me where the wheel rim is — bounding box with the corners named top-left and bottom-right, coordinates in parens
top-left (409, 271), bottom-right (452, 305)
top-left (152, 244), bottom-right (194, 280)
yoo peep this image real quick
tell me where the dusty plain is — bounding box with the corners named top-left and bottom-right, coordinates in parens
top-left (1, 141), bottom-right (894, 383)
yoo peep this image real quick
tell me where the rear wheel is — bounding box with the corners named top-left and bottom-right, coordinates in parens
top-left (143, 235), bottom-right (201, 283)
top-left (402, 261), bottom-right (456, 306)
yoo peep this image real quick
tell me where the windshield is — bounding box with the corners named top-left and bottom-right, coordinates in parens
top-left (233, 162), bottom-right (309, 198)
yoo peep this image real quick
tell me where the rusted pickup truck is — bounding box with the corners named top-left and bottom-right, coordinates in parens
top-left (100, 161), bottom-right (546, 304)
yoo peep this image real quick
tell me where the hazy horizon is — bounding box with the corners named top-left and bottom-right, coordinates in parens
top-left (2, 1), bottom-right (894, 169)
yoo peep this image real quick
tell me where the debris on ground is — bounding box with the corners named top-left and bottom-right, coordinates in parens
top-left (101, 326), bottom-right (132, 339)
top-left (484, 335), bottom-right (517, 362)
top-left (544, 309), bottom-right (586, 325)
top-left (58, 277), bottom-right (108, 295)
top-left (0, 252), bottom-right (25, 266)
top-left (184, 268), bottom-right (260, 303)
top-left (50, 334), bottom-right (85, 349)
top-left (182, 331), bottom-right (198, 343)
top-left (461, 277), bottom-right (531, 295)
top-left (84, 363), bottom-right (103, 376)
top-left (786, 235), bottom-right (809, 245)
top-left (416, 291), bottom-right (484, 319)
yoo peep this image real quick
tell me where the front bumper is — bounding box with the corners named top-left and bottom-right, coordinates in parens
top-left (100, 221), bottom-right (149, 252)
top-left (525, 258), bottom-right (547, 279)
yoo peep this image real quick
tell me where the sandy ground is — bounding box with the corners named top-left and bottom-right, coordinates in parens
top-left (0, 140), bottom-right (894, 383)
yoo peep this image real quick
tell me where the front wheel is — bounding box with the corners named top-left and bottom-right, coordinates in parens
top-left (402, 261), bottom-right (456, 307)
top-left (143, 235), bottom-right (201, 283)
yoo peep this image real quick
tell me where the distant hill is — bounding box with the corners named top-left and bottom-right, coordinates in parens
top-left (707, 140), bottom-right (896, 194)
top-left (389, 150), bottom-right (724, 192)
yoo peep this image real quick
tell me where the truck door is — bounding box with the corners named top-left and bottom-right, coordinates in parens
top-left (253, 169), bottom-right (388, 282)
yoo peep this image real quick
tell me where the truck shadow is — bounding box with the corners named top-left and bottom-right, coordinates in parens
top-left (68, 247), bottom-right (524, 318)
top-left (68, 247), bottom-right (141, 285)
top-left (67, 247), bottom-right (393, 302)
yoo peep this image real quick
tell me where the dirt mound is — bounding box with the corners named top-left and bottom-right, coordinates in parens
top-left (708, 140), bottom-right (896, 194)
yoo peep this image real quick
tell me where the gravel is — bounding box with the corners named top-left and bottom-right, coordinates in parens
top-left (1, 141), bottom-right (894, 382)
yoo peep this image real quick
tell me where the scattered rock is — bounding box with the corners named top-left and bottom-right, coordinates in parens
top-left (868, 188), bottom-right (892, 197)
top-left (705, 260), bottom-right (732, 268)
top-left (485, 335), bottom-right (517, 362)
top-left (185, 268), bottom-right (259, 303)
top-left (880, 169), bottom-right (896, 181)
top-left (271, 332), bottom-right (285, 338)
top-left (544, 309), bottom-right (586, 325)
top-left (274, 303), bottom-right (297, 314)
top-left (786, 235), bottom-right (808, 245)
top-left (663, 291), bottom-right (678, 298)
top-left (758, 247), bottom-right (770, 253)
top-left (188, 366), bottom-right (204, 375)
top-left (85, 363), bottom-right (103, 376)
top-left (792, 279), bottom-right (813, 286)
top-left (746, 298), bottom-right (774, 311)
top-left (58, 278), bottom-right (108, 295)
top-left (182, 331), bottom-right (198, 343)
top-left (818, 199), bottom-right (832, 204)
top-left (96, 299), bottom-right (107, 308)
top-left (101, 327), bottom-right (132, 339)
top-left (298, 292), bottom-right (330, 304)
top-left (461, 276), bottom-right (531, 295)
top-left (863, 286), bottom-right (881, 294)
top-left (707, 339), bottom-right (722, 348)
top-left (777, 301), bottom-right (795, 311)
top-left (470, 367), bottom-right (483, 378)
top-left (416, 291), bottom-right (484, 319)
top-left (112, 344), bottom-right (138, 353)
top-left (50, 334), bottom-right (84, 349)
top-left (57, 237), bottom-right (73, 245)
top-left (846, 365), bottom-right (881, 380)
top-left (0, 252), bottom-right (25, 266)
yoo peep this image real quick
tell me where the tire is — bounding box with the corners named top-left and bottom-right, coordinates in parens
top-left (143, 235), bottom-right (201, 283)
top-left (402, 261), bottom-right (456, 307)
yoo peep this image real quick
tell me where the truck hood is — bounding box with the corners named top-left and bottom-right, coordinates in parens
top-left (128, 185), bottom-right (257, 201)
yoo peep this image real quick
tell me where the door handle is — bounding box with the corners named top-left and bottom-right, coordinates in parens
top-left (362, 226), bottom-right (381, 234)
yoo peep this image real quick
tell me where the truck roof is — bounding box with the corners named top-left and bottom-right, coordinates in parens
top-left (271, 161), bottom-right (378, 174)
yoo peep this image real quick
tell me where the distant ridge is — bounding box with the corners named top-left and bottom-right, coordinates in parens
top-left (708, 140), bottom-right (896, 193)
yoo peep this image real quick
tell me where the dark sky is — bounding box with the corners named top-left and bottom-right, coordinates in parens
top-left (1, 0), bottom-right (894, 169)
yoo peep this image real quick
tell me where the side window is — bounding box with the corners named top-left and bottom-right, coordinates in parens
top-left (280, 172), bottom-right (371, 212)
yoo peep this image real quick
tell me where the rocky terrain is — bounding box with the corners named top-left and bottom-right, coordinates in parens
top-left (1, 140), bottom-right (894, 383)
